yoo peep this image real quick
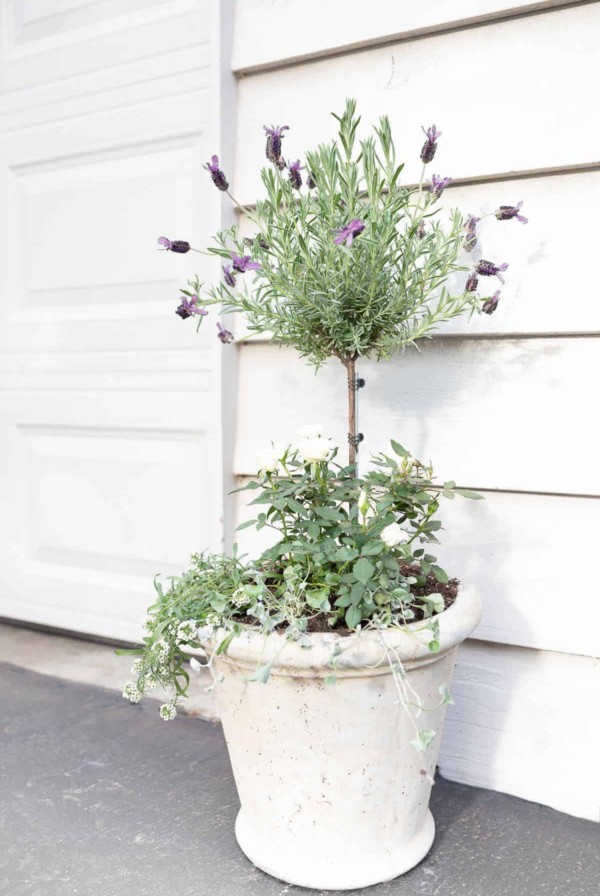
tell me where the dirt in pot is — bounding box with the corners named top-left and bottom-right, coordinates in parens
top-left (232, 563), bottom-right (459, 635)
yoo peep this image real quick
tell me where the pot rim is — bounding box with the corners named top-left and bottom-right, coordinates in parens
top-left (186, 586), bottom-right (481, 678)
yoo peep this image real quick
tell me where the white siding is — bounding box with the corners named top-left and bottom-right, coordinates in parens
top-left (228, 2), bottom-right (600, 820)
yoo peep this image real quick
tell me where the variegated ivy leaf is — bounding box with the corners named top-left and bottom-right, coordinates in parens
top-left (410, 729), bottom-right (437, 752)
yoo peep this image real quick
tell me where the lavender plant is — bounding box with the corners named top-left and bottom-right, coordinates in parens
top-left (159, 99), bottom-right (526, 465)
top-left (125, 101), bottom-right (527, 749)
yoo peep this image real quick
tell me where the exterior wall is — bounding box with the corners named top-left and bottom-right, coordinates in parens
top-left (0, 0), bottom-right (597, 822)
top-left (0, 0), bottom-right (225, 641)
top-left (228, 1), bottom-right (600, 820)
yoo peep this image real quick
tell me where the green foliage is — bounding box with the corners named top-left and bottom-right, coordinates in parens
top-left (122, 441), bottom-right (480, 714)
top-left (189, 99), bottom-right (479, 367)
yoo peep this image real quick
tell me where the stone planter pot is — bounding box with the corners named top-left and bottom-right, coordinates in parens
top-left (206, 587), bottom-right (481, 891)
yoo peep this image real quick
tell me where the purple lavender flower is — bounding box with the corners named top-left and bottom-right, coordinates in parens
top-left (175, 295), bottom-right (208, 320)
top-left (495, 201), bottom-right (528, 224)
top-left (465, 272), bottom-right (479, 292)
top-left (217, 322), bottom-right (234, 344)
top-left (222, 265), bottom-right (236, 287)
top-left (463, 215), bottom-right (481, 253)
top-left (332, 218), bottom-right (365, 247)
top-left (275, 156), bottom-right (287, 171)
top-left (288, 160), bottom-right (304, 190)
top-left (427, 175), bottom-right (452, 199)
top-left (420, 125), bottom-right (442, 164)
top-left (244, 236), bottom-right (270, 250)
top-left (231, 254), bottom-right (262, 273)
top-left (158, 236), bottom-right (191, 254)
top-left (476, 259), bottom-right (509, 283)
top-left (203, 155), bottom-right (229, 192)
top-left (307, 171), bottom-right (317, 189)
top-left (482, 291), bottom-right (501, 315)
top-left (263, 125), bottom-right (289, 163)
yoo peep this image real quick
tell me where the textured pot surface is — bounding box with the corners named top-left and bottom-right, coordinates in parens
top-left (208, 588), bottom-right (481, 890)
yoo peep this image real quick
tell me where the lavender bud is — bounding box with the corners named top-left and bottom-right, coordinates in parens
top-left (204, 155), bottom-right (229, 192)
top-left (420, 125), bottom-right (442, 164)
top-left (463, 215), bottom-right (480, 253)
top-left (465, 272), bottom-right (479, 292)
top-left (476, 259), bottom-right (509, 283)
top-left (170, 240), bottom-right (191, 254)
top-left (427, 174), bottom-right (452, 199)
top-left (307, 172), bottom-right (317, 189)
top-left (217, 322), bottom-right (234, 344)
top-left (222, 265), bottom-right (236, 287)
top-left (263, 125), bottom-right (289, 163)
top-left (415, 221), bottom-right (426, 239)
top-left (288, 160), bottom-right (304, 190)
top-left (482, 291), bottom-right (501, 315)
top-left (495, 201), bottom-right (528, 224)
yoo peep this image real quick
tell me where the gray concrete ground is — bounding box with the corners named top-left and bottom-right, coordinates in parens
top-left (1, 662), bottom-right (598, 896)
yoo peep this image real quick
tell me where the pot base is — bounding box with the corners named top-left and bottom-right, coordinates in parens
top-left (235, 807), bottom-right (435, 891)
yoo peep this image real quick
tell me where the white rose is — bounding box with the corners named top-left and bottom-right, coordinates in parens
top-left (256, 443), bottom-right (286, 474)
top-left (297, 423), bottom-right (324, 438)
top-left (381, 522), bottom-right (410, 548)
top-left (297, 436), bottom-right (335, 464)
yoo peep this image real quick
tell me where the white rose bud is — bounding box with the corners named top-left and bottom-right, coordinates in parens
top-left (357, 488), bottom-right (371, 526)
top-left (297, 436), bottom-right (335, 464)
top-left (380, 522), bottom-right (410, 548)
top-left (256, 443), bottom-right (286, 474)
top-left (297, 423), bottom-right (324, 438)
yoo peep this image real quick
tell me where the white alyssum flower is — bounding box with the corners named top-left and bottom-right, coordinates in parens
top-left (297, 423), bottom-right (324, 438)
top-left (380, 522), bottom-right (410, 548)
top-left (144, 674), bottom-right (157, 691)
top-left (297, 435), bottom-right (335, 464)
top-left (155, 638), bottom-right (170, 661)
top-left (123, 682), bottom-right (142, 703)
top-left (130, 658), bottom-right (143, 675)
top-left (141, 614), bottom-right (155, 633)
top-left (231, 588), bottom-right (250, 609)
top-left (256, 443), bottom-right (286, 474)
top-left (159, 702), bottom-right (177, 721)
top-left (176, 620), bottom-right (198, 644)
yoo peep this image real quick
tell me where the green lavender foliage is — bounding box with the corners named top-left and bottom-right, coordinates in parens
top-left (191, 100), bottom-right (477, 367)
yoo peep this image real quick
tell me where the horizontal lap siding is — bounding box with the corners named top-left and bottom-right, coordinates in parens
top-left (440, 642), bottom-right (600, 821)
top-left (234, 340), bottom-right (599, 495)
top-left (232, 0), bottom-right (576, 71)
top-left (230, 2), bottom-right (599, 818)
top-left (234, 4), bottom-right (600, 204)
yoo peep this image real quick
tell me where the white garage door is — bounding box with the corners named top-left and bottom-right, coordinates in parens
top-left (0, 0), bottom-right (224, 641)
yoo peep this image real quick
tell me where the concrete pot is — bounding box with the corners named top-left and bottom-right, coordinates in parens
top-left (210, 587), bottom-right (481, 890)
